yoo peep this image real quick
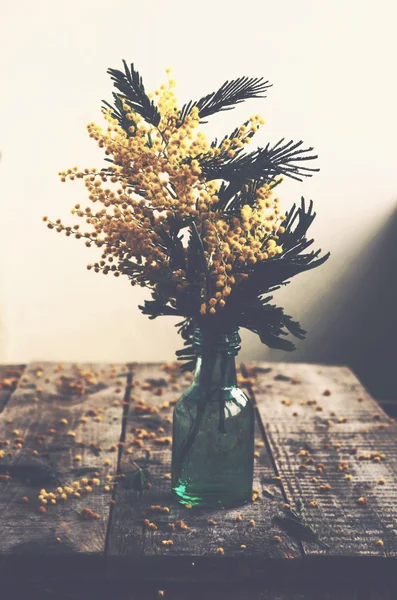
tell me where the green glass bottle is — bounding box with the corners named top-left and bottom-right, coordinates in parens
top-left (171, 327), bottom-right (254, 508)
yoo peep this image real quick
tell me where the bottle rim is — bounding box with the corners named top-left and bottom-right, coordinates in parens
top-left (193, 326), bottom-right (241, 351)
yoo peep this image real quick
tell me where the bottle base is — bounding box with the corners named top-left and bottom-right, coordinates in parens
top-left (172, 483), bottom-right (252, 508)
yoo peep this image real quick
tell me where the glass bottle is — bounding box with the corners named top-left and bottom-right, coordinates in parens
top-left (171, 327), bottom-right (254, 508)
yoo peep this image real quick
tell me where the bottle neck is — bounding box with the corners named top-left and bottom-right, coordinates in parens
top-left (192, 327), bottom-right (240, 389)
top-left (194, 353), bottom-right (237, 388)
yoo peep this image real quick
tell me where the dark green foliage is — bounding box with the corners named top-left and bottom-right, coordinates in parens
top-left (103, 60), bottom-right (161, 131)
top-left (139, 296), bottom-right (181, 320)
top-left (102, 94), bottom-right (136, 137)
top-left (273, 502), bottom-right (330, 549)
top-left (123, 462), bottom-right (151, 498)
top-left (137, 199), bottom-right (329, 369)
top-left (201, 139), bottom-right (319, 185)
top-left (238, 199), bottom-right (330, 296)
top-left (179, 76), bottom-right (272, 123)
top-left (236, 296), bottom-right (305, 351)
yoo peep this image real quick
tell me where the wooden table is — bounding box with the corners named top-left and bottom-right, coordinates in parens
top-left (0, 362), bottom-right (396, 600)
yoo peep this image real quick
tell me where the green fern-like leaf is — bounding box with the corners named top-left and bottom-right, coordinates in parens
top-left (238, 296), bottom-right (305, 351)
top-left (104, 60), bottom-right (161, 129)
top-left (180, 76), bottom-right (272, 123)
top-left (200, 138), bottom-right (319, 185)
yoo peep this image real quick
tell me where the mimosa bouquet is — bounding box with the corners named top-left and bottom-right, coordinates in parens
top-left (45, 61), bottom-right (329, 369)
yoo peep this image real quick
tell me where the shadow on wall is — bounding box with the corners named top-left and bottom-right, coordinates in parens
top-left (283, 203), bottom-right (397, 402)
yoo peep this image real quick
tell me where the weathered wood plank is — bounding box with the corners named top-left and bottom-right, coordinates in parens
top-left (252, 362), bottom-right (397, 576)
top-left (106, 363), bottom-right (303, 582)
top-left (0, 361), bottom-right (126, 582)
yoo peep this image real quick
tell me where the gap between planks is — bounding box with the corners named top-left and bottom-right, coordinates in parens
top-left (240, 361), bottom-right (306, 562)
top-left (104, 365), bottom-right (134, 559)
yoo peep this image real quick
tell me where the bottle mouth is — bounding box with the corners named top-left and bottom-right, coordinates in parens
top-left (193, 327), bottom-right (241, 352)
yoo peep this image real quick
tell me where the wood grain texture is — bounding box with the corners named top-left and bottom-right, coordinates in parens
top-left (0, 362), bottom-right (126, 581)
top-left (106, 363), bottom-right (302, 582)
top-left (253, 362), bottom-right (397, 577)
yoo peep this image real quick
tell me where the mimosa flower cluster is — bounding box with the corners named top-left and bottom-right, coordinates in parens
top-left (44, 70), bottom-right (285, 315)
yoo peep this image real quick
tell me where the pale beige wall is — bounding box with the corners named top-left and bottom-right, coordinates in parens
top-left (1, 0), bottom-right (397, 364)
